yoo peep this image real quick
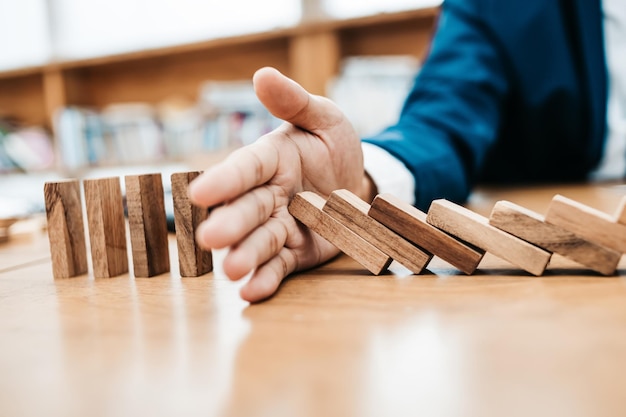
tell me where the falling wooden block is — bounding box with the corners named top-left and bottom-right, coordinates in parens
top-left (426, 199), bottom-right (551, 276)
top-left (614, 196), bottom-right (626, 225)
top-left (369, 193), bottom-right (484, 274)
top-left (44, 180), bottom-right (88, 279)
top-left (545, 194), bottom-right (626, 254)
top-left (490, 200), bottom-right (620, 275)
top-left (83, 177), bottom-right (129, 278)
top-left (322, 189), bottom-right (431, 274)
top-left (171, 172), bottom-right (212, 277)
top-left (288, 191), bottom-right (392, 275)
top-left (125, 174), bottom-right (170, 278)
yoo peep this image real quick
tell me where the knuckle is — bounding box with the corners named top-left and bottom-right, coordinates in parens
top-left (250, 151), bottom-right (265, 185)
top-left (266, 226), bottom-right (281, 257)
top-left (249, 186), bottom-right (275, 227)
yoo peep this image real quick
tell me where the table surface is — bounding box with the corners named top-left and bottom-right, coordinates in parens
top-left (1, 182), bottom-right (626, 417)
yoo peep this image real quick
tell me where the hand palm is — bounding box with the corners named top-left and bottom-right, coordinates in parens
top-left (189, 67), bottom-right (367, 302)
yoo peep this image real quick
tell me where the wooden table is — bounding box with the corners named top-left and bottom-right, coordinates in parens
top-left (1, 183), bottom-right (626, 417)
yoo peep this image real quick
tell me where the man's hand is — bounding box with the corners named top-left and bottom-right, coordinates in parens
top-left (188, 67), bottom-right (374, 302)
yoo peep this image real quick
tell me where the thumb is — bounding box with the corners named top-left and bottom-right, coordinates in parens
top-left (253, 67), bottom-right (341, 133)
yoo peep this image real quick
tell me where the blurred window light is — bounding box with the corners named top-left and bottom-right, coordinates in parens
top-left (0, 0), bottom-right (51, 71)
top-left (0, 0), bottom-right (442, 72)
top-left (322, 0), bottom-right (442, 19)
top-left (49, 0), bottom-right (301, 60)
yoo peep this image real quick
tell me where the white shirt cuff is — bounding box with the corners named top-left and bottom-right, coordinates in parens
top-left (361, 142), bottom-right (416, 205)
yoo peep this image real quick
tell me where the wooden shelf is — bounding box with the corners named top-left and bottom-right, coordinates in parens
top-left (0, 7), bottom-right (438, 130)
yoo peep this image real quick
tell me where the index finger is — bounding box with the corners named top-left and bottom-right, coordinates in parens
top-left (188, 138), bottom-right (279, 208)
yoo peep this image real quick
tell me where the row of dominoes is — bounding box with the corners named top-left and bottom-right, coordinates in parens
top-left (288, 190), bottom-right (626, 276)
top-left (44, 172), bottom-right (212, 279)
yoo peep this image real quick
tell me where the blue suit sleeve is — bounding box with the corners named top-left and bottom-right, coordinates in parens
top-left (363, 1), bottom-right (509, 210)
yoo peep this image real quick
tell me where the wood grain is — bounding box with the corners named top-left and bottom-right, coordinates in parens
top-left (43, 180), bottom-right (88, 278)
top-left (125, 174), bottom-right (170, 278)
top-left (490, 200), bottom-right (620, 275)
top-left (369, 193), bottom-right (484, 274)
top-left (288, 191), bottom-right (391, 275)
top-left (171, 172), bottom-right (212, 277)
top-left (4, 183), bottom-right (626, 417)
top-left (322, 189), bottom-right (431, 274)
top-left (83, 177), bottom-right (128, 278)
top-left (427, 199), bottom-right (551, 276)
top-left (545, 194), bottom-right (626, 254)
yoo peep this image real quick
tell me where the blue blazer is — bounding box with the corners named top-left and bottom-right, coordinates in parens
top-left (364, 0), bottom-right (607, 210)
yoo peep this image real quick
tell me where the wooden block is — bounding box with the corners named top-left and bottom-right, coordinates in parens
top-left (83, 177), bottom-right (129, 278)
top-left (125, 174), bottom-right (170, 278)
top-left (490, 201), bottom-right (620, 275)
top-left (288, 191), bottom-right (392, 275)
top-left (426, 199), bottom-right (551, 276)
top-left (369, 193), bottom-right (484, 275)
top-left (44, 180), bottom-right (88, 278)
top-left (171, 172), bottom-right (212, 277)
top-left (614, 196), bottom-right (626, 225)
top-left (545, 194), bottom-right (626, 254)
top-left (322, 189), bottom-right (431, 274)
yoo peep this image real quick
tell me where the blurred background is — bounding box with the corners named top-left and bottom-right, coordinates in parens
top-left (0, 0), bottom-right (440, 234)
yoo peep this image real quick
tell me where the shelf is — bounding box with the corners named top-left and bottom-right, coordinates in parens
top-left (0, 7), bottom-right (438, 130)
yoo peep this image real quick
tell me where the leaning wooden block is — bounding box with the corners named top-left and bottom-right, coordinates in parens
top-left (84, 177), bottom-right (129, 278)
top-left (545, 194), bottom-right (626, 254)
top-left (426, 199), bottom-right (551, 276)
top-left (44, 180), bottom-right (88, 279)
top-left (288, 191), bottom-right (392, 275)
top-left (125, 174), bottom-right (170, 278)
top-left (171, 172), bottom-right (212, 277)
top-left (614, 196), bottom-right (626, 225)
top-left (490, 200), bottom-right (620, 275)
top-left (322, 189), bottom-right (432, 274)
top-left (369, 193), bottom-right (484, 274)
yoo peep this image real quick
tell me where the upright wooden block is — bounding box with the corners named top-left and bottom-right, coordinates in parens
top-left (426, 199), bottom-right (551, 276)
top-left (490, 201), bottom-right (620, 275)
top-left (369, 193), bottom-right (484, 275)
top-left (545, 194), bottom-right (626, 254)
top-left (84, 177), bottom-right (129, 278)
top-left (171, 172), bottom-right (212, 277)
top-left (44, 180), bottom-right (88, 278)
top-left (322, 189), bottom-right (431, 274)
top-left (288, 191), bottom-right (392, 275)
top-left (125, 174), bottom-right (170, 278)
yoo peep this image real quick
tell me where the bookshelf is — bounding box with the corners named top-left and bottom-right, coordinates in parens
top-left (0, 7), bottom-right (438, 131)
